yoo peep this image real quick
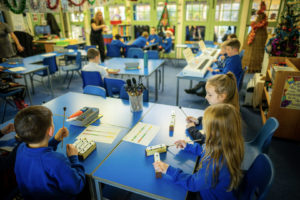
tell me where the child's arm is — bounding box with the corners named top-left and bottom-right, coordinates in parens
top-left (49, 127), bottom-right (69, 150)
top-left (174, 140), bottom-right (203, 156)
top-left (187, 127), bottom-right (206, 145)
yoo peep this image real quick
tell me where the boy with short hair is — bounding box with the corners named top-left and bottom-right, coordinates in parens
top-left (110, 34), bottom-right (126, 56)
top-left (14, 106), bottom-right (85, 200)
top-left (82, 48), bottom-right (108, 79)
top-left (131, 31), bottom-right (149, 48)
top-left (148, 27), bottom-right (160, 44)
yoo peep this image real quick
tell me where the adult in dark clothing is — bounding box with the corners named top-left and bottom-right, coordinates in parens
top-left (90, 11), bottom-right (107, 63)
top-left (13, 31), bottom-right (34, 57)
top-left (46, 13), bottom-right (60, 36)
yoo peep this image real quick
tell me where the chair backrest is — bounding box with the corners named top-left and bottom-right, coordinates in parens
top-left (239, 49), bottom-right (245, 60)
top-left (238, 66), bottom-right (248, 91)
top-left (127, 48), bottom-right (144, 58)
top-left (83, 85), bottom-right (106, 98)
top-left (75, 52), bottom-right (82, 69)
top-left (66, 45), bottom-right (78, 50)
top-left (147, 50), bottom-right (159, 59)
top-left (120, 85), bottom-right (149, 102)
top-left (250, 117), bottom-right (279, 153)
top-left (106, 43), bottom-right (121, 57)
top-left (42, 56), bottom-right (58, 75)
top-left (84, 45), bottom-right (97, 51)
top-left (239, 154), bottom-right (274, 200)
top-left (81, 71), bottom-right (104, 88)
top-left (104, 77), bottom-right (126, 97)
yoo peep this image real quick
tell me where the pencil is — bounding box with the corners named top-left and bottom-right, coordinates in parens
top-left (62, 107), bottom-right (66, 148)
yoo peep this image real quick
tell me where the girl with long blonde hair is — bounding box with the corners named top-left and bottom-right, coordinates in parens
top-left (154, 104), bottom-right (244, 199)
top-left (186, 72), bottom-right (239, 144)
top-left (90, 11), bottom-right (106, 62)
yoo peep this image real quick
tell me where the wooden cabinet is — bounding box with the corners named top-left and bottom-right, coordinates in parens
top-left (260, 57), bottom-right (300, 141)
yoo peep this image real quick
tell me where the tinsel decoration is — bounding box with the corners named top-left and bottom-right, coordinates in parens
top-left (4, 0), bottom-right (26, 14)
top-left (68, 0), bottom-right (85, 6)
top-left (47, 0), bottom-right (60, 10)
top-left (88, 0), bottom-right (96, 5)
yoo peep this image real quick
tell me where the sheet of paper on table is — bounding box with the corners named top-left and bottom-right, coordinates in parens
top-left (123, 122), bottom-right (160, 146)
top-left (9, 67), bottom-right (26, 72)
top-left (77, 124), bottom-right (121, 144)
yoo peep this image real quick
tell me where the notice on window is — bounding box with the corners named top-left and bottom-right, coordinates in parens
top-left (280, 76), bottom-right (300, 110)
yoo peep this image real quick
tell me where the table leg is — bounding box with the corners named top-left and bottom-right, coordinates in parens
top-left (94, 179), bottom-right (104, 200)
top-left (24, 75), bottom-right (33, 105)
top-left (29, 74), bottom-right (35, 94)
top-left (189, 80), bottom-right (193, 89)
top-left (176, 77), bottom-right (179, 106)
top-left (162, 64), bottom-right (165, 92)
top-left (155, 70), bottom-right (158, 102)
top-left (46, 67), bottom-right (54, 97)
top-left (146, 77), bottom-right (149, 92)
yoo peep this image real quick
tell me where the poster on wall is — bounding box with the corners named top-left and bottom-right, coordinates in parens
top-left (280, 76), bottom-right (300, 110)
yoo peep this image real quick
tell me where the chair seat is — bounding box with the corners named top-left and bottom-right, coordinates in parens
top-left (241, 143), bottom-right (260, 171)
top-left (62, 64), bottom-right (80, 71)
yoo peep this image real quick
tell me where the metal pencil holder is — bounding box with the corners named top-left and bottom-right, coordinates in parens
top-left (129, 93), bottom-right (143, 112)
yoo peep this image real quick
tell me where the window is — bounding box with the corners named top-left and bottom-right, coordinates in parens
top-left (185, 26), bottom-right (206, 41)
top-left (157, 3), bottom-right (177, 21)
top-left (250, 0), bottom-right (280, 22)
top-left (133, 4), bottom-right (150, 21)
top-left (109, 5), bottom-right (126, 21)
top-left (214, 26), bottom-right (237, 43)
top-left (71, 13), bottom-right (84, 22)
top-left (215, 0), bottom-right (241, 22)
top-left (186, 1), bottom-right (208, 21)
top-left (94, 7), bottom-right (105, 18)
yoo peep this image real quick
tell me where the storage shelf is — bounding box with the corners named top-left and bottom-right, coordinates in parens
top-left (260, 104), bottom-right (267, 124)
top-left (263, 86), bottom-right (271, 107)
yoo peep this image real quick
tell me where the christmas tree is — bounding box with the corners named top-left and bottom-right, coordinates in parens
top-left (270, 4), bottom-right (299, 57)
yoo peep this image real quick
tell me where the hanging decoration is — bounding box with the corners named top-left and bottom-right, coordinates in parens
top-left (30, 0), bottom-right (41, 11)
top-left (4, 0), bottom-right (26, 14)
top-left (87, 0), bottom-right (96, 5)
top-left (68, 0), bottom-right (86, 6)
top-left (47, 0), bottom-right (60, 10)
top-left (157, 1), bottom-right (170, 28)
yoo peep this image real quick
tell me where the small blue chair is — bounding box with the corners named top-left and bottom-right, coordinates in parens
top-left (238, 154), bottom-right (274, 200)
top-left (127, 48), bottom-right (144, 58)
top-left (84, 45), bottom-right (97, 51)
top-left (120, 85), bottom-right (149, 102)
top-left (147, 50), bottom-right (159, 59)
top-left (238, 66), bottom-right (248, 91)
top-left (83, 85), bottom-right (106, 98)
top-left (81, 71), bottom-right (104, 88)
top-left (240, 49), bottom-right (245, 60)
top-left (106, 43), bottom-right (121, 57)
top-left (241, 117), bottom-right (279, 170)
top-left (62, 52), bottom-right (82, 89)
top-left (104, 77), bottom-right (125, 98)
top-left (0, 89), bottom-right (24, 123)
top-left (65, 45), bottom-right (78, 50)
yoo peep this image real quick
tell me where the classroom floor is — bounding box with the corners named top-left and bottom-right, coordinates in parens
top-left (1, 59), bottom-right (299, 200)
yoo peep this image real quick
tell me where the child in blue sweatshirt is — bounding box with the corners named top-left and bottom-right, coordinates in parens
top-left (131, 31), bottom-right (149, 48)
top-left (14, 106), bottom-right (85, 200)
top-left (153, 104), bottom-right (244, 200)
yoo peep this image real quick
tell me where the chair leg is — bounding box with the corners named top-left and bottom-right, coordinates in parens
top-left (64, 71), bottom-right (69, 84)
top-left (67, 71), bottom-right (74, 89)
top-left (29, 74), bottom-right (35, 94)
top-left (1, 100), bottom-right (7, 123)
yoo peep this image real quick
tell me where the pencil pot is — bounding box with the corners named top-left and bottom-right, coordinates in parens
top-left (129, 94), bottom-right (143, 112)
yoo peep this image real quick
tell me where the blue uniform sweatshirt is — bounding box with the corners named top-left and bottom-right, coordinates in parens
top-left (212, 55), bottom-right (242, 84)
top-left (111, 39), bottom-right (126, 49)
top-left (15, 138), bottom-right (85, 200)
top-left (131, 36), bottom-right (147, 48)
top-left (166, 143), bottom-right (236, 200)
top-left (148, 34), bottom-right (160, 44)
top-left (161, 37), bottom-right (172, 53)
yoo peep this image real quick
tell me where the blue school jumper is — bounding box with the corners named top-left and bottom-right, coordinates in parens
top-left (162, 37), bottom-right (172, 53)
top-left (131, 36), bottom-right (147, 48)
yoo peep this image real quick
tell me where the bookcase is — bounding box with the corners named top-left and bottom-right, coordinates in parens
top-left (260, 57), bottom-right (300, 141)
top-left (118, 24), bottom-right (132, 42)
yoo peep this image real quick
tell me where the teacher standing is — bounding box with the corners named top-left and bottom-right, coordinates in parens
top-left (90, 11), bottom-right (106, 63)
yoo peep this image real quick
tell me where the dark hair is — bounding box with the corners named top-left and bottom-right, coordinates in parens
top-left (14, 106), bottom-right (53, 144)
top-left (87, 48), bottom-right (100, 60)
top-left (227, 34), bottom-right (237, 40)
top-left (225, 39), bottom-right (240, 50)
top-left (115, 34), bottom-right (121, 40)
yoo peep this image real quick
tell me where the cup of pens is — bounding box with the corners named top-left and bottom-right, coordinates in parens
top-left (125, 78), bottom-right (146, 112)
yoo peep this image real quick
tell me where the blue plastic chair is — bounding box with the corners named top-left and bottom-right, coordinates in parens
top-left (104, 77), bottom-right (126, 97)
top-left (62, 52), bottom-right (82, 88)
top-left (84, 45), bottom-right (97, 51)
top-left (120, 85), bottom-right (149, 102)
top-left (147, 50), bottom-right (159, 59)
top-left (83, 85), bottom-right (106, 98)
top-left (127, 48), bottom-right (144, 58)
top-left (239, 49), bottom-right (245, 60)
top-left (238, 154), bottom-right (274, 200)
top-left (81, 71), bottom-right (104, 88)
top-left (65, 45), bottom-right (78, 50)
top-left (106, 43), bottom-right (121, 57)
top-left (238, 66), bottom-right (248, 91)
top-left (241, 117), bottom-right (279, 170)
top-left (0, 89), bottom-right (23, 122)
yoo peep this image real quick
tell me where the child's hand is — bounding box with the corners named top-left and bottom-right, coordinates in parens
top-left (55, 127), bottom-right (69, 141)
top-left (66, 144), bottom-right (78, 157)
top-left (186, 122), bottom-right (195, 129)
top-left (207, 67), bottom-right (214, 72)
top-left (1, 123), bottom-right (15, 134)
top-left (186, 116), bottom-right (198, 124)
top-left (153, 161), bottom-right (169, 174)
top-left (174, 140), bottom-right (187, 149)
top-left (214, 69), bottom-right (220, 72)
